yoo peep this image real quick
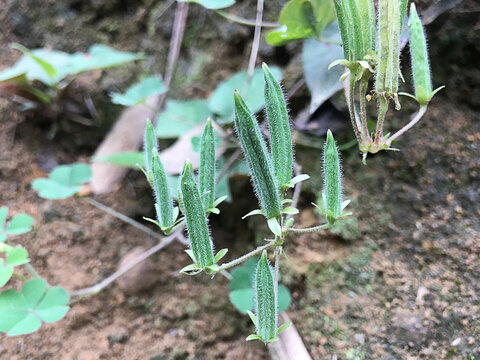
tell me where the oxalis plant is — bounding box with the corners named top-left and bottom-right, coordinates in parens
top-left (330, 0), bottom-right (444, 162)
top-left (142, 63), bottom-right (351, 343)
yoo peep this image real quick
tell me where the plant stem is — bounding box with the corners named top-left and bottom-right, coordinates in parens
top-left (247, 0), bottom-right (264, 80)
top-left (216, 242), bottom-right (276, 272)
top-left (286, 223), bottom-right (331, 233)
top-left (83, 198), bottom-right (164, 242)
top-left (24, 263), bottom-right (42, 279)
top-left (387, 105), bottom-right (428, 144)
top-left (346, 74), bottom-right (362, 143)
top-left (359, 79), bottom-right (372, 142)
top-left (69, 228), bottom-right (184, 300)
top-left (374, 96), bottom-right (389, 145)
top-left (214, 10), bottom-right (278, 28)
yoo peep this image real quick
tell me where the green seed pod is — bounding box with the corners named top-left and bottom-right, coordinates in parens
top-left (345, 0), bottom-right (364, 61)
top-left (143, 119), bottom-right (157, 177)
top-left (151, 149), bottom-right (174, 230)
top-left (254, 250), bottom-right (277, 343)
top-left (357, 0), bottom-right (376, 54)
top-left (180, 160), bottom-right (215, 268)
top-left (233, 91), bottom-right (281, 220)
top-left (333, 0), bottom-right (351, 61)
top-left (400, 0), bottom-right (409, 29)
top-left (376, 0), bottom-right (401, 97)
top-left (323, 130), bottom-right (342, 222)
top-left (199, 118), bottom-right (216, 210)
top-left (263, 63), bottom-right (293, 189)
top-left (408, 3), bottom-right (433, 105)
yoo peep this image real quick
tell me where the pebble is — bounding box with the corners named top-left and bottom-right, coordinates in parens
top-left (117, 247), bottom-right (158, 294)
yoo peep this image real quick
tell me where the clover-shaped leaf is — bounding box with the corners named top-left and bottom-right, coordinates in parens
top-left (178, 0), bottom-right (235, 10)
top-left (6, 214), bottom-right (34, 235)
top-left (110, 76), bottom-right (167, 106)
top-left (31, 163), bottom-right (91, 200)
top-left (0, 278), bottom-right (69, 336)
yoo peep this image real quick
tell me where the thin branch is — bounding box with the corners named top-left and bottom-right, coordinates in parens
top-left (359, 79), bottom-right (372, 142)
top-left (247, 0), bottom-right (265, 79)
top-left (215, 10), bottom-right (278, 28)
top-left (374, 96), bottom-right (389, 145)
top-left (69, 228), bottom-right (184, 299)
top-left (387, 105), bottom-right (428, 144)
top-left (286, 223), bottom-right (331, 233)
top-left (346, 74), bottom-right (362, 143)
top-left (216, 242), bottom-right (276, 272)
top-left (290, 161), bottom-right (302, 213)
top-left (83, 198), bottom-right (164, 242)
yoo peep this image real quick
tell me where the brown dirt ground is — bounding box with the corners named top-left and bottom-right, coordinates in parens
top-left (1, 1), bottom-right (479, 359)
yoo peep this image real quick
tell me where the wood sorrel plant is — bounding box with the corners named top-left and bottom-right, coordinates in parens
top-left (330, 0), bottom-right (444, 163)
top-left (142, 63), bottom-right (352, 343)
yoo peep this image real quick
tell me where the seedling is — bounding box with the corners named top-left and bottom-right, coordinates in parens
top-left (330, 0), bottom-right (444, 162)
top-left (142, 63), bottom-right (351, 343)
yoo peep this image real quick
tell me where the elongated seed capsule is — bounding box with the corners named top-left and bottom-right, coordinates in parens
top-left (263, 63), bottom-right (292, 189)
top-left (357, 0), bottom-right (376, 54)
top-left (400, 0), bottom-right (409, 29)
top-left (199, 118), bottom-right (216, 210)
top-left (323, 130), bottom-right (342, 222)
top-left (254, 250), bottom-right (277, 343)
top-left (333, 0), bottom-right (350, 61)
top-left (345, 0), bottom-right (364, 61)
top-left (233, 91), bottom-right (281, 219)
top-left (180, 160), bottom-right (215, 268)
top-left (408, 3), bottom-right (433, 105)
top-left (144, 119), bottom-right (158, 177)
top-left (376, 0), bottom-right (401, 97)
top-left (151, 149), bottom-right (174, 229)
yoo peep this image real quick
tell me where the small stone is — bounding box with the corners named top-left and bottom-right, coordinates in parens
top-left (451, 338), bottom-right (461, 346)
top-left (117, 247), bottom-right (158, 294)
top-left (107, 331), bottom-right (128, 345)
top-left (354, 333), bottom-right (365, 344)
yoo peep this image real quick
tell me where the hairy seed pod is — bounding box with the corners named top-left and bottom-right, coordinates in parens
top-left (323, 130), bottom-right (342, 222)
top-left (233, 91), bottom-right (281, 219)
top-left (376, 0), bottom-right (401, 97)
top-left (180, 160), bottom-right (214, 268)
top-left (345, 0), bottom-right (364, 61)
top-left (357, 0), bottom-right (376, 54)
top-left (151, 149), bottom-right (174, 229)
top-left (263, 63), bottom-right (293, 188)
top-left (199, 118), bottom-right (216, 210)
top-left (144, 119), bottom-right (158, 177)
top-left (408, 3), bottom-right (433, 105)
top-left (254, 250), bottom-right (277, 343)
top-left (400, 0), bottom-right (409, 29)
top-left (333, 0), bottom-right (351, 61)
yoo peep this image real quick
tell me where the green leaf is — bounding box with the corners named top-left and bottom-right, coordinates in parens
top-left (263, 63), bottom-right (293, 188)
top-left (234, 91), bottom-right (281, 220)
top-left (199, 118), bottom-right (216, 210)
top-left (178, 0), bottom-right (235, 10)
top-left (156, 99), bottom-right (212, 139)
top-left (214, 248), bottom-right (228, 263)
top-left (267, 218), bottom-right (282, 237)
top-left (0, 278), bottom-right (69, 336)
top-left (229, 288), bottom-right (254, 314)
top-left (6, 214), bottom-right (33, 235)
top-left (246, 334), bottom-right (263, 341)
top-left (303, 24), bottom-right (345, 112)
top-left (180, 160), bottom-right (215, 268)
top-left (179, 263), bottom-right (203, 275)
top-left (11, 43), bottom-right (58, 78)
top-left (110, 76), bottom-right (167, 106)
top-left (242, 209), bottom-right (265, 220)
top-left (277, 322), bottom-right (291, 335)
top-left (254, 250), bottom-right (277, 343)
top-left (0, 262), bottom-right (13, 287)
top-left (209, 67), bottom-right (283, 123)
top-left (266, 0), bottom-right (336, 46)
top-left (93, 151), bottom-right (145, 168)
top-left (0, 207), bottom-right (8, 230)
top-left (229, 258), bottom-right (258, 290)
top-left (6, 246), bottom-right (29, 266)
top-left (283, 174), bottom-right (310, 189)
top-left (32, 163), bottom-right (91, 200)
top-left (281, 207), bottom-right (299, 215)
top-left (247, 310), bottom-right (258, 328)
top-left (278, 285), bottom-right (291, 312)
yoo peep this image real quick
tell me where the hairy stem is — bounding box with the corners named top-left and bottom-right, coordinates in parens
top-left (215, 10), bottom-right (278, 27)
top-left (359, 79), bottom-right (372, 142)
top-left (374, 96), bottom-right (389, 145)
top-left (286, 223), bottom-right (331, 234)
top-left (274, 246), bottom-right (280, 295)
top-left (387, 105), bottom-right (428, 144)
top-left (346, 74), bottom-right (362, 142)
top-left (216, 242), bottom-right (276, 272)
